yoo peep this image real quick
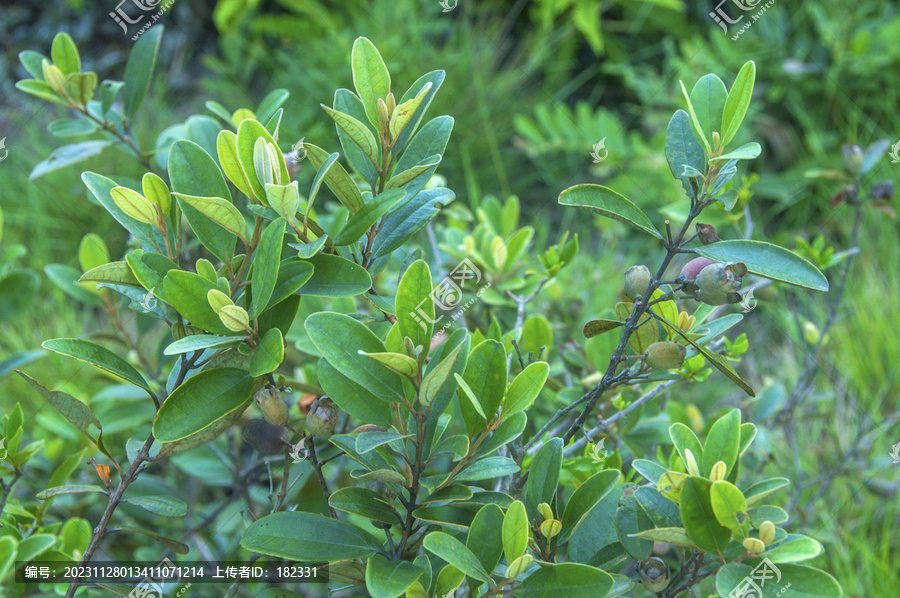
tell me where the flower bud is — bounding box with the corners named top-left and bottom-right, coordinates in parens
top-left (242, 419), bottom-right (288, 455)
top-left (803, 321), bottom-right (820, 345)
top-left (196, 258), bottom-right (218, 282)
top-left (537, 502), bottom-right (554, 522)
top-left (254, 385), bottom-right (289, 426)
top-left (759, 520), bottom-right (776, 544)
top-left (624, 265), bottom-right (652, 300)
top-left (539, 519), bottom-right (562, 539)
top-left (684, 448), bottom-right (700, 477)
top-left (306, 396), bottom-right (338, 438)
top-left (377, 98), bottom-right (390, 127)
top-left (841, 144), bottom-right (864, 176)
top-left (43, 61), bottom-right (65, 93)
top-left (506, 554), bottom-right (533, 579)
top-left (696, 223), bottom-right (721, 245)
top-left (694, 262), bottom-right (746, 306)
top-left (385, 92), bottom-right (396, 115)
top-left (743, 537), bottom-right (766, 555)
top-left (709, 460), bottom-right (727, 482)
top-left (219, 305), bottom-right (251, 332)
top-left (638, 557), bottom-right (670, 592)
top-left (643, 341), bottom-right (686, 370)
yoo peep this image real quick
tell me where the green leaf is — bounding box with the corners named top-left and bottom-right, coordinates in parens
top-left (168, 139), bottom-right (237, 262)
top-left (359, 351), bottom-right (418, 379)
top-left (694, 240), bottom-right (829, 291)
top-left (710, 142), bottom-right (761, 162)
top-left (266, 257), bottom-right (314, 309)
top-left (690, 74), bottom-right (728, 147)
top-left (715, 563), bottom-right (841, 598)
top-left (82, 172), bottom-right (161, 250)
top-left (241, 511), bottom-right (382, 562)
top-left (330, 487), bottom-right (400, 524)
top-left (41, 338), bottom-right (151, 393)
top-left (256, 88), bottom-right (290, 125)
top-left (322, 105), bottom-right (379, 164)
top-left (721, 61), bottom-right (756, 146)
top-left (366, 555), bottom-right (423, 598)
top-left (218, 129), bottom-right (253, 198)
top-left (111, 186), bottom-right (157, 225)
top-left (514, 563), bottom-right (614, 598)
top-left (389, 82), bottom-right (432, 141)
top-left (356, 431), bottom-right (413, 454)
top-left (371, 188), bottom-right (455, 258)
top-left (420, 337), bottom-right (468, 409)
top-left (306, 152), bottom-right (339, 217)
top-left (616, 493), bottom-right (654, 560)
top-left (121, 26), bottom-right (163, 117)
top-left (386, 155), bottom-right (441, 190)
top-left (351, 37), bottom-right (391, 129)
top-left (36, 485), bottom-right (107, 499)
top-left (250, 328), bottom-right (284, 377)
top-left (30, 140), bottom-right (114, 179)
top-left (503, 500), bottom-right (529, 563)
top-left (124, 495), bottom-right (188, 517)
top-left (743, 477), bottom-right (790, 505)
top-left (156, 400), bottom-right (248, 459)
top-left (236, 118), bottom-right (289, 204)
top-left (664, 319), bottom-right (756, 396)
top-left (304, 143), bottom-right (364, 213)
top-left (250, 217), bottom-right (285, 318)
top-left (669, 423), bottom-right (703, 472)
top-left (665, 109), bottom-right (706, 197)
top-left (15, 371), bottom-right (102, 444)
top-left (526, 438), bottom-right (562, 517)
top-left (679, 476), bottom-right (732, 556)
top-left (455, 374), bottom-right (486, 419)
top-left (266, 181), bottom-right (301, 221)
top-left (306, 312), bottom-right (405, 402)
top-left (764, 534), bottom-right (824, 563)
top-left (175, 193), bottom-right (247, 242)
top-left (710, 481), bottom-right (749, 540)
top-left (701, 408), bottom-right (741, 476)
top-left (679, 81), bottom-right (711, 154)
top-left (153, 368), bottom-right (253, 442)
top-left (559, 184), bottom-right (662, 239)
top-left (0, 270), bottom-right (43, 318)
top-left (333, 89), bottom-right (379, 185)
top-left (582, 319), bottom-right (624, 339)
top-left (466, 504), bottom-right (505, 580)
top-left (163, 270), bottom-right (233, 334)
top-left (396, 259), bottom-right (434, 356)
top-left (317, 359), bottom-right (392, 427)
top-left (334, 189), bottom-right (406, 246)
top-left (633, 485), bottom-right (682, 529)
top-left (502, 361), bottom-right (549, 416)
top-left (51, 33), bottom-right (81, 75)
top-left (297, 253), bottom-right (372, 297)
top-left (561, 470), bottom-right (621, 541)
top-left (456, 456), bottom-right (519, 482)
top-left (392, 116), bottom-right (453, 197)
top-left (164, 334), bottom-right (245, 356)
top-left (459, 339), bottom-right (507, 435)
top-left (116, 527), bottom-right (189, 554)
top-left (393, 70), bottom-right (445, 152)
top-left (423, 532), bottom-right (489, 582)
top-left (15, 534), bottom-right (56, 562)
top-left (630, 527), bottom-right (695, 548)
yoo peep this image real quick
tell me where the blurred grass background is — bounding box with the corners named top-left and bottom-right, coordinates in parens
top-left (1, 0), bottom-right (898, 594)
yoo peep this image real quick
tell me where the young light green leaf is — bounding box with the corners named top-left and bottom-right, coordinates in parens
top-left (454, 374), bottom-right (486, 419)
top-left (393, 70), bottom-right (445, 152)
top-left (419, 339), bottom-right (467, 409)
top-left (701, 408), bottom-right (741, 476)
top-left (80, 262), bottom-right (141, 287)
top-left (173, 193), bottom-right (247, 243)
top-left (679, 476), bottom-right (732, 556)
top-left (395, 259), bottom-right (434, 355)
top-left (690, 74), bottom-right (728, 147)
top-left (358, 351), bottom-right (418, 379)
top-left (249, 328), bottom-right (284, 377)
top-left (236, 118), bottom-right (289, 205)
top-left (423, 532), bottom-right (489, 582)
top-left (51, 33), bottom-right (81, 75)
top-left (303, 143), bottom-right (364, 213)
top-left (265, 181), bottom-right (301, 221)
top-left (164, 335), bottom-right (245, 356)
top-left (502, 500), bottom-right (528, 564)
top-left (710, 481), bottom-right (749, 540)
top-left (721, 61), bottom-right (756, 146)
top-left (679, 81), bottom-right (711, 154)
top-left (694, 240), bottom-right (829, 291)
top-left (709, 142), bottom-right (761, 162)
top-left (250, 217), bottom-right (285, 318)
top-left (142, 172), bottom-right (172, 217)
top-left (385, 155), bottom-right (441, 190)
top-left (351, 37), bottom-right (391, 129)
top-left (559, 184), bottom-right (662, 239)
top-left (111, 186), bottom-right (158, 226)
top-left (333, 88), bottom-right (379, 185)
top-left (321, 105), bottom-right (379, 164)
top-left (218, 129), bottom-right (254, 198)
top-left (389, 82), bottom-right (432, 140)
top-left (502, 361), bottom-right (549, 416)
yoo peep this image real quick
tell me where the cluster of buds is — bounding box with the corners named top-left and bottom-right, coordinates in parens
top-left (208, 289), bottom-right (252, 333)
top-left (744, 520), bottom-right (776, 555)
top-left (536, 502), bottom-right (562, 541)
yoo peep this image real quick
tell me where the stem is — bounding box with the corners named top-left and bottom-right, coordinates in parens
top-left (307, 438), bottom-right (338, 519)
top-left (0, 471), bottom-right (23, 519)
top-left (395, 412), bottom-right (426, 559)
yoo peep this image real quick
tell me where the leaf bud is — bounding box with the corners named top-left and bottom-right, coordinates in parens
top-left (743, 537), bottom-right (766, 555)
top-left (684, 448), bottom-right (700, 477)
top-left (219, 305), bottom-right (250, 332)
top-left (803, 321), bottom-right (820, 345)
top-left (841, 144), bottom-right (864, 176)
top-left (43, 61), bottom-right (65, 93)
top-left (709, 460), bottom-right (727, 482)
top-left (537, 502), bottom-right (554, 521)
top-left (207, 289), bottom-right (234, 313)
top-left (759, 520), bottom-right (776, 544)
top-left (696, 223), bottom-right (721, 245)
top-left (506, 554), bottom-right (533, 579)
top-left (539, 518), bottom-right (562, 539)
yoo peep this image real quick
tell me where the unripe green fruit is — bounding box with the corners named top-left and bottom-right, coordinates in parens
top-left (694, 262), bottom-right (746, 306)
top-left (624, 265), bottom-right (652, 300)
top-left (680, 257), bottom-right (717, 282)
top-left (643, 341), bottom-right (686, 370)
top-left (242, 419), bottom-right (288, 455)
top-left (306, 397), bottom-right (338, 438)
top-left (638, 557), bottom-right (670, 592)
top-left (254, 385), bottom-right (288, 426)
